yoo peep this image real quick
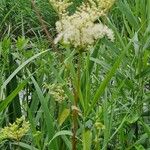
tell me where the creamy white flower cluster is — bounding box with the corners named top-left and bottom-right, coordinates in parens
top-left (97, 0), bottom-right (116, 11)
top-left (0, 116), bottom-right (30, 141)
top-left (51, 0), bottom-right (115, 49)
top-left (49, 83), bottom-right (67, 103)
top-left (44, 83), bottom-right (67, 103)
top-left (50, 0), bottom-right (72, 16)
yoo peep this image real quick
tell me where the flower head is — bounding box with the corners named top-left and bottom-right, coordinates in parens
top-left (49, 0), bottom-right (72, 17)
top-left (44, 83), bottom-right (67, 103)
top-left (0, 116), bottom-right (30, 142)
top-left (52, 0), bottom-right (115, 49)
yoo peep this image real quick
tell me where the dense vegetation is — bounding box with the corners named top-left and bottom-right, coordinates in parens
top-left (0, 0), bottom-right (150, 150)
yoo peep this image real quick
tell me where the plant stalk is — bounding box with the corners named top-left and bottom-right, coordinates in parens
top-left (72, 52), bottom-right (81, 150)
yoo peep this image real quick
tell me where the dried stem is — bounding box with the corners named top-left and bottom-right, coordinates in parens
top-left (31, 0), bottom-right (57, 51)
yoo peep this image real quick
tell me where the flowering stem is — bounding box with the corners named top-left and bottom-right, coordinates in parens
top-left (72, 52), bottom-right (81, 150)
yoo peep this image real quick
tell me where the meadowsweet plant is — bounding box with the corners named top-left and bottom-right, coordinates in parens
top-left (50, 0), bottom-right (115, 149)
top-left (1, 0), bottom-right (150, 149)
top-left (0, 116), bottom-right (30, 142)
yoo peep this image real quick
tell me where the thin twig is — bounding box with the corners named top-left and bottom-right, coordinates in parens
top-left (31, 0), bottom-right (57, 51)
